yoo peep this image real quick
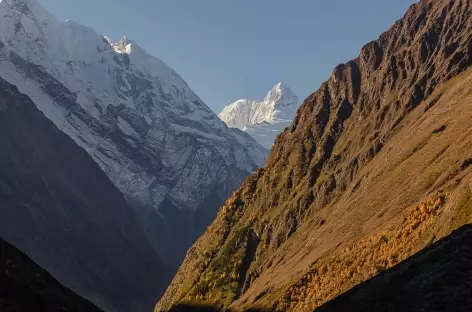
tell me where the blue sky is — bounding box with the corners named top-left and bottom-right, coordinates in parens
top-left (38, 0), bottom-right (417, 113)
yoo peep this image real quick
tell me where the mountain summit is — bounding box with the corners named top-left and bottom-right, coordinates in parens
top-left (219, 82), bottom-right (301, 149)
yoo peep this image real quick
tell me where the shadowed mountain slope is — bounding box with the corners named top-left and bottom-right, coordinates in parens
top-left (157, 0), bottom-right (472, 311)
top-left (0, 236), bottom-right (103, 312)
top-left (315, 224), bottom-right (472, 312)
top-left (0, 76), bottom-right (168, 312)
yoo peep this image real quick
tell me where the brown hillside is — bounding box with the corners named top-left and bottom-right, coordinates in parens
top-left (156, 0), bottom-right (472, 311)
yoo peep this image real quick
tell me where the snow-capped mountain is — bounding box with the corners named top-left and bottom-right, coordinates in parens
top-left (219, 82), bottom-right (301, 149)
top-left (0, 0), bottom-right (267, 266)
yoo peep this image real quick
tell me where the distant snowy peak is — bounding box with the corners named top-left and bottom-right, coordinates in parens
top-left (219, 82), bottom-right (301, 149)
top-left (220, 82), bottom-right (300, 128)
top-left (264, 82), bottom-right (297, 107)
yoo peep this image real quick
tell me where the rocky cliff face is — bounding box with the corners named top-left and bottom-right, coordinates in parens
top-left (0, 0), bottom-right (267, 269)
top-left (219, 82), bottom-right (301, 149)
top-left (0, 76), bottom-right (168, 312)
top-left (157, 0), bottom-right (472, 310)
top-left (0, 236), bottom-right (103, 312)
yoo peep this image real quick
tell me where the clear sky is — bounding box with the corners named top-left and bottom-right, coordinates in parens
top-left (38, 0), bottom-right (417, 113)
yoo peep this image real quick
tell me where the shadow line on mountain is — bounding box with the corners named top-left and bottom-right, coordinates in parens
top-left (168, 224), bottom-right (472, 312)
top-left (314, 223), bottom-right (472, 312)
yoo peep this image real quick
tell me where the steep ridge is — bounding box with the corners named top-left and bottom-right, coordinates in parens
top-left (0, 76), bottom-right (167, 312)
top-left (0, 236), bottom-right (103, 312)
top-left (0, 0), bottom-right (267, 270)
top-left (157, 0), bottom-right (472, 310)
top-left (219, 83), bottom-right (301, 149)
